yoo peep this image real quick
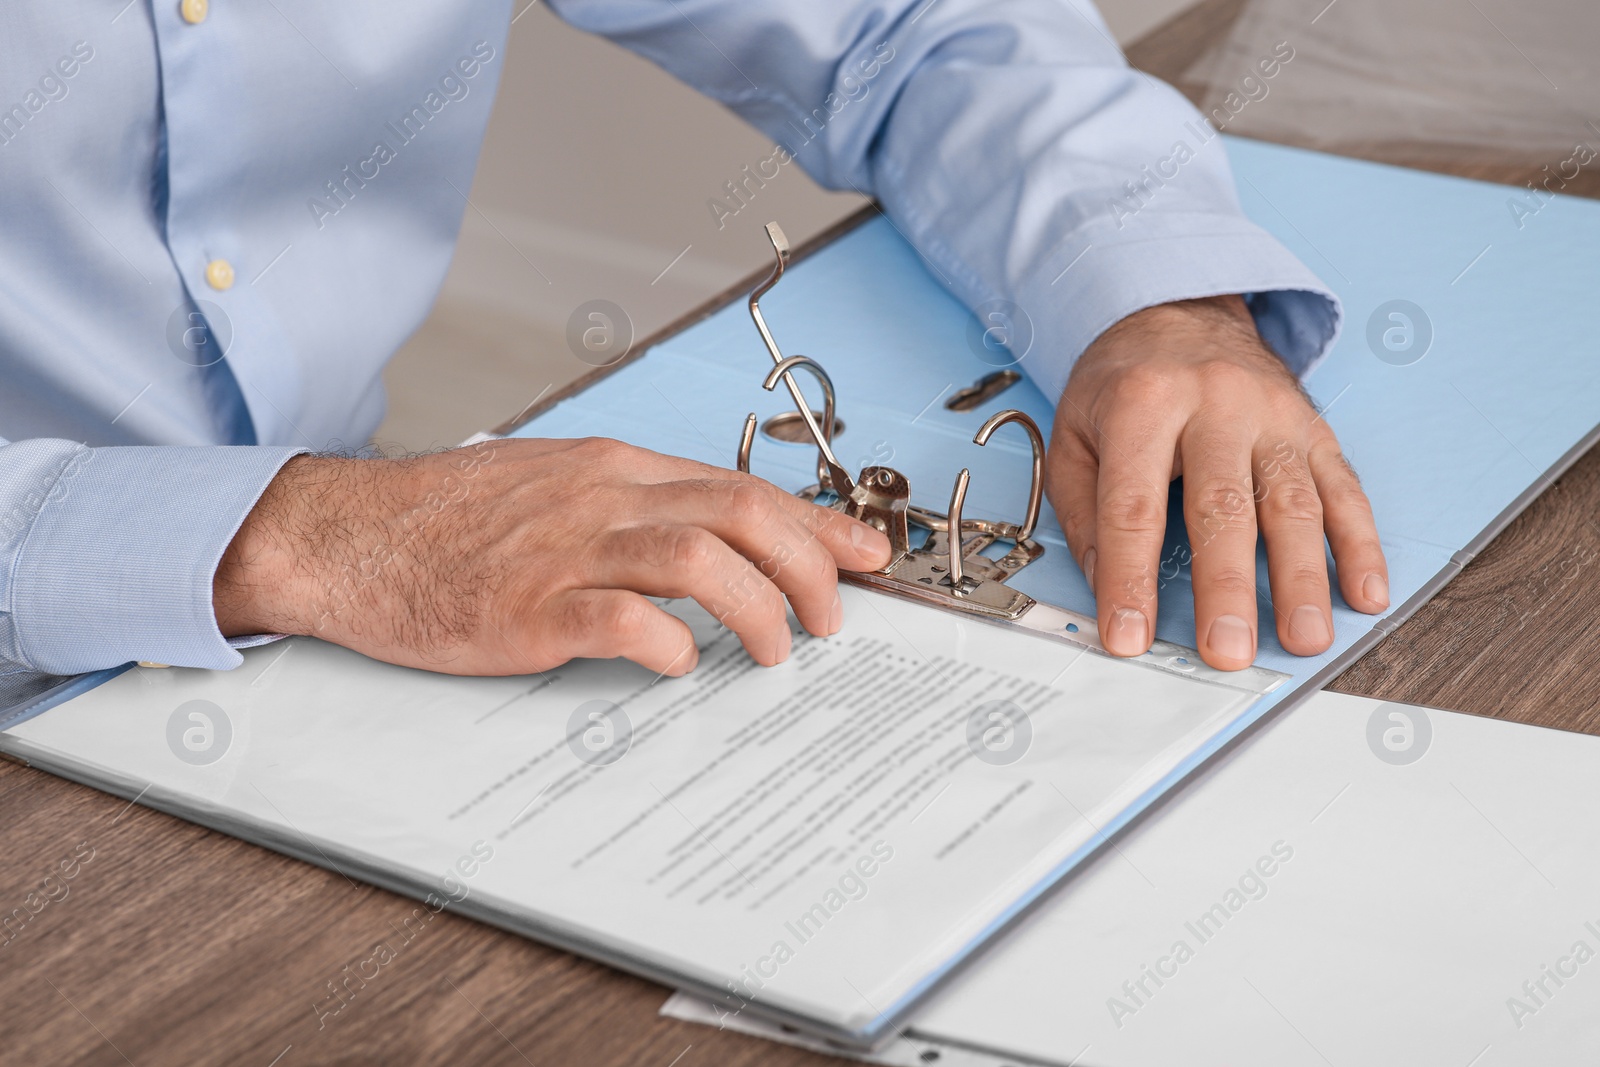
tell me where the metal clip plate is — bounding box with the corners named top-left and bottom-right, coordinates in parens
top-left (851, 552), bottom-right (1036, 621)
top-left (796, 482), bottom-right (1043, 621)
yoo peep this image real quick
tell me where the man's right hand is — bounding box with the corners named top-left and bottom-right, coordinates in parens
top-left (212, 438), bottom-right (893, 677)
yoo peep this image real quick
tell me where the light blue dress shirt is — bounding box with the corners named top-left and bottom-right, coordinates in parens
top-left (0, 0), bottom-right (1337, 706)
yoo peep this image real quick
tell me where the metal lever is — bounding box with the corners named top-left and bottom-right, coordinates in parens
top-left (747, 222), bottom-right (853, 495)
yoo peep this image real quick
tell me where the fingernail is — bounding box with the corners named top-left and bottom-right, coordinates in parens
top-left (1106, 608), bottom-right (1149, 656)
top-left (1288, 604), bottom-right (1332, 648)
top-left (1082, 546), bottom-right (1097, 590)
top-left (1362, 572), bottom-right (1389, 609)
top-left (828, 591), bottom-right (843, 635)
top-left (1207, 613), bottom-right (1254, 663)
top-left (774, 625), bottom-right (792, 664)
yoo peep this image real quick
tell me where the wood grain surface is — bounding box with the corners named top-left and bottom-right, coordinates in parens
top-left (5, 5), bottom-right (1598, 1065)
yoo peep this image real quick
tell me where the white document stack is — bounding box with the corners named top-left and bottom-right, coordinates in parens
top-left (0, 585), bottom-right (1278, 1044)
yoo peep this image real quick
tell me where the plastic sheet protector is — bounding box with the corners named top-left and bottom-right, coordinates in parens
top-left (0, 590), bottom-right (1274, 1044)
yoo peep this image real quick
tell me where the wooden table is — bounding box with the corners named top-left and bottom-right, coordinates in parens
top-left (5, 7), bottom-right (1596, 1064)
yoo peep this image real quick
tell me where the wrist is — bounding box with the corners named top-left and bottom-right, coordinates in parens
top-left (1098, 294), bottom-right (1255, 345)
top-left (1075, 294), bottom-right (1288, 385)
top-left (213, 455), bottom-right (361, 638)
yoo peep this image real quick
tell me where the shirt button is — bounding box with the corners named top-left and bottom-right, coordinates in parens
top-left (181, 0), bottom-right (208, 24)
top-left (205, 258), bottom-right (235, 290)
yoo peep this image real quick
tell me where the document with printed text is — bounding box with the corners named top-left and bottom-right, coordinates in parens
top-left (1, 586), bottom-right (1277, 1043)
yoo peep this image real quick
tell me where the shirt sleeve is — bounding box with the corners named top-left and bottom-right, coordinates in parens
top-left (545, 0), bottom-right (1342, 402)
top-left (0, 437), bottom-right (306, 702)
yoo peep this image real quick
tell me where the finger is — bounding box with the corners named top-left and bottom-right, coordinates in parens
top-left (1180, 422), bottom-right (1263, 670)
top-left (1044, 424), bottom-right (1101, 588)
top-left (1308, 439), bottom-right (1389, 614)
top-left (529, 588), bottom-right (700, 676)
top-left (768, 491), bottom-right (893, 573)
top-left (597, 523), bottom-right (794, 665)
top-left (594, 446), bottom-right (893, 572)
top-left (1254, 439), bottom-right (1334, 657)
top-left (1093, 407), bottom-right (1184, 657)
top-left (638, 481), bottom-right (842, 639)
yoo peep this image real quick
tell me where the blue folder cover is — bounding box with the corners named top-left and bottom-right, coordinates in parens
top-left (505, 136), bottom-right (1600, 1033)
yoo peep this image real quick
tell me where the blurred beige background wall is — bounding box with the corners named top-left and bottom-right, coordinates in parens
top-left (375, 0), bottom-right (1190, 452)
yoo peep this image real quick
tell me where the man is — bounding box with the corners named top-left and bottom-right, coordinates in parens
top-left (0, 0), bottom-right (1387, 702)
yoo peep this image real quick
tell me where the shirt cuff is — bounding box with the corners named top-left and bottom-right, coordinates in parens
top-left (1012, 210), bottom-right (1344, 404)
top-left (10, 444), bottom-right (308, 675)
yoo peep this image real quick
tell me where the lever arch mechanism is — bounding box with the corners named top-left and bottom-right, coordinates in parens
top-left (736, 221), bottom-right (1047, 622)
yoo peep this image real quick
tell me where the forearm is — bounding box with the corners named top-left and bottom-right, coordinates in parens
top-left (549, 0), bottom-right (1340, 397)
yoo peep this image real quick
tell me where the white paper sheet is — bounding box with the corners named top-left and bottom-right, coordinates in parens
top-left (0, 585), bottom-right (1273, 1042)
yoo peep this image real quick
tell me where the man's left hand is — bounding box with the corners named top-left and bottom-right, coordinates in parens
top-left (1046, 294), bottom-right (1389, 671)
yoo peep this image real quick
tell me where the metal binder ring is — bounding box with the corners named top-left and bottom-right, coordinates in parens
top-left (946, 467), bottom-right (972, 590)
top-left (972, 409), bottom-right (1045, 542)
top-left (762, 355), bottom-right (851, 494)
top-left (736, 412), bottom-right (758, 475)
